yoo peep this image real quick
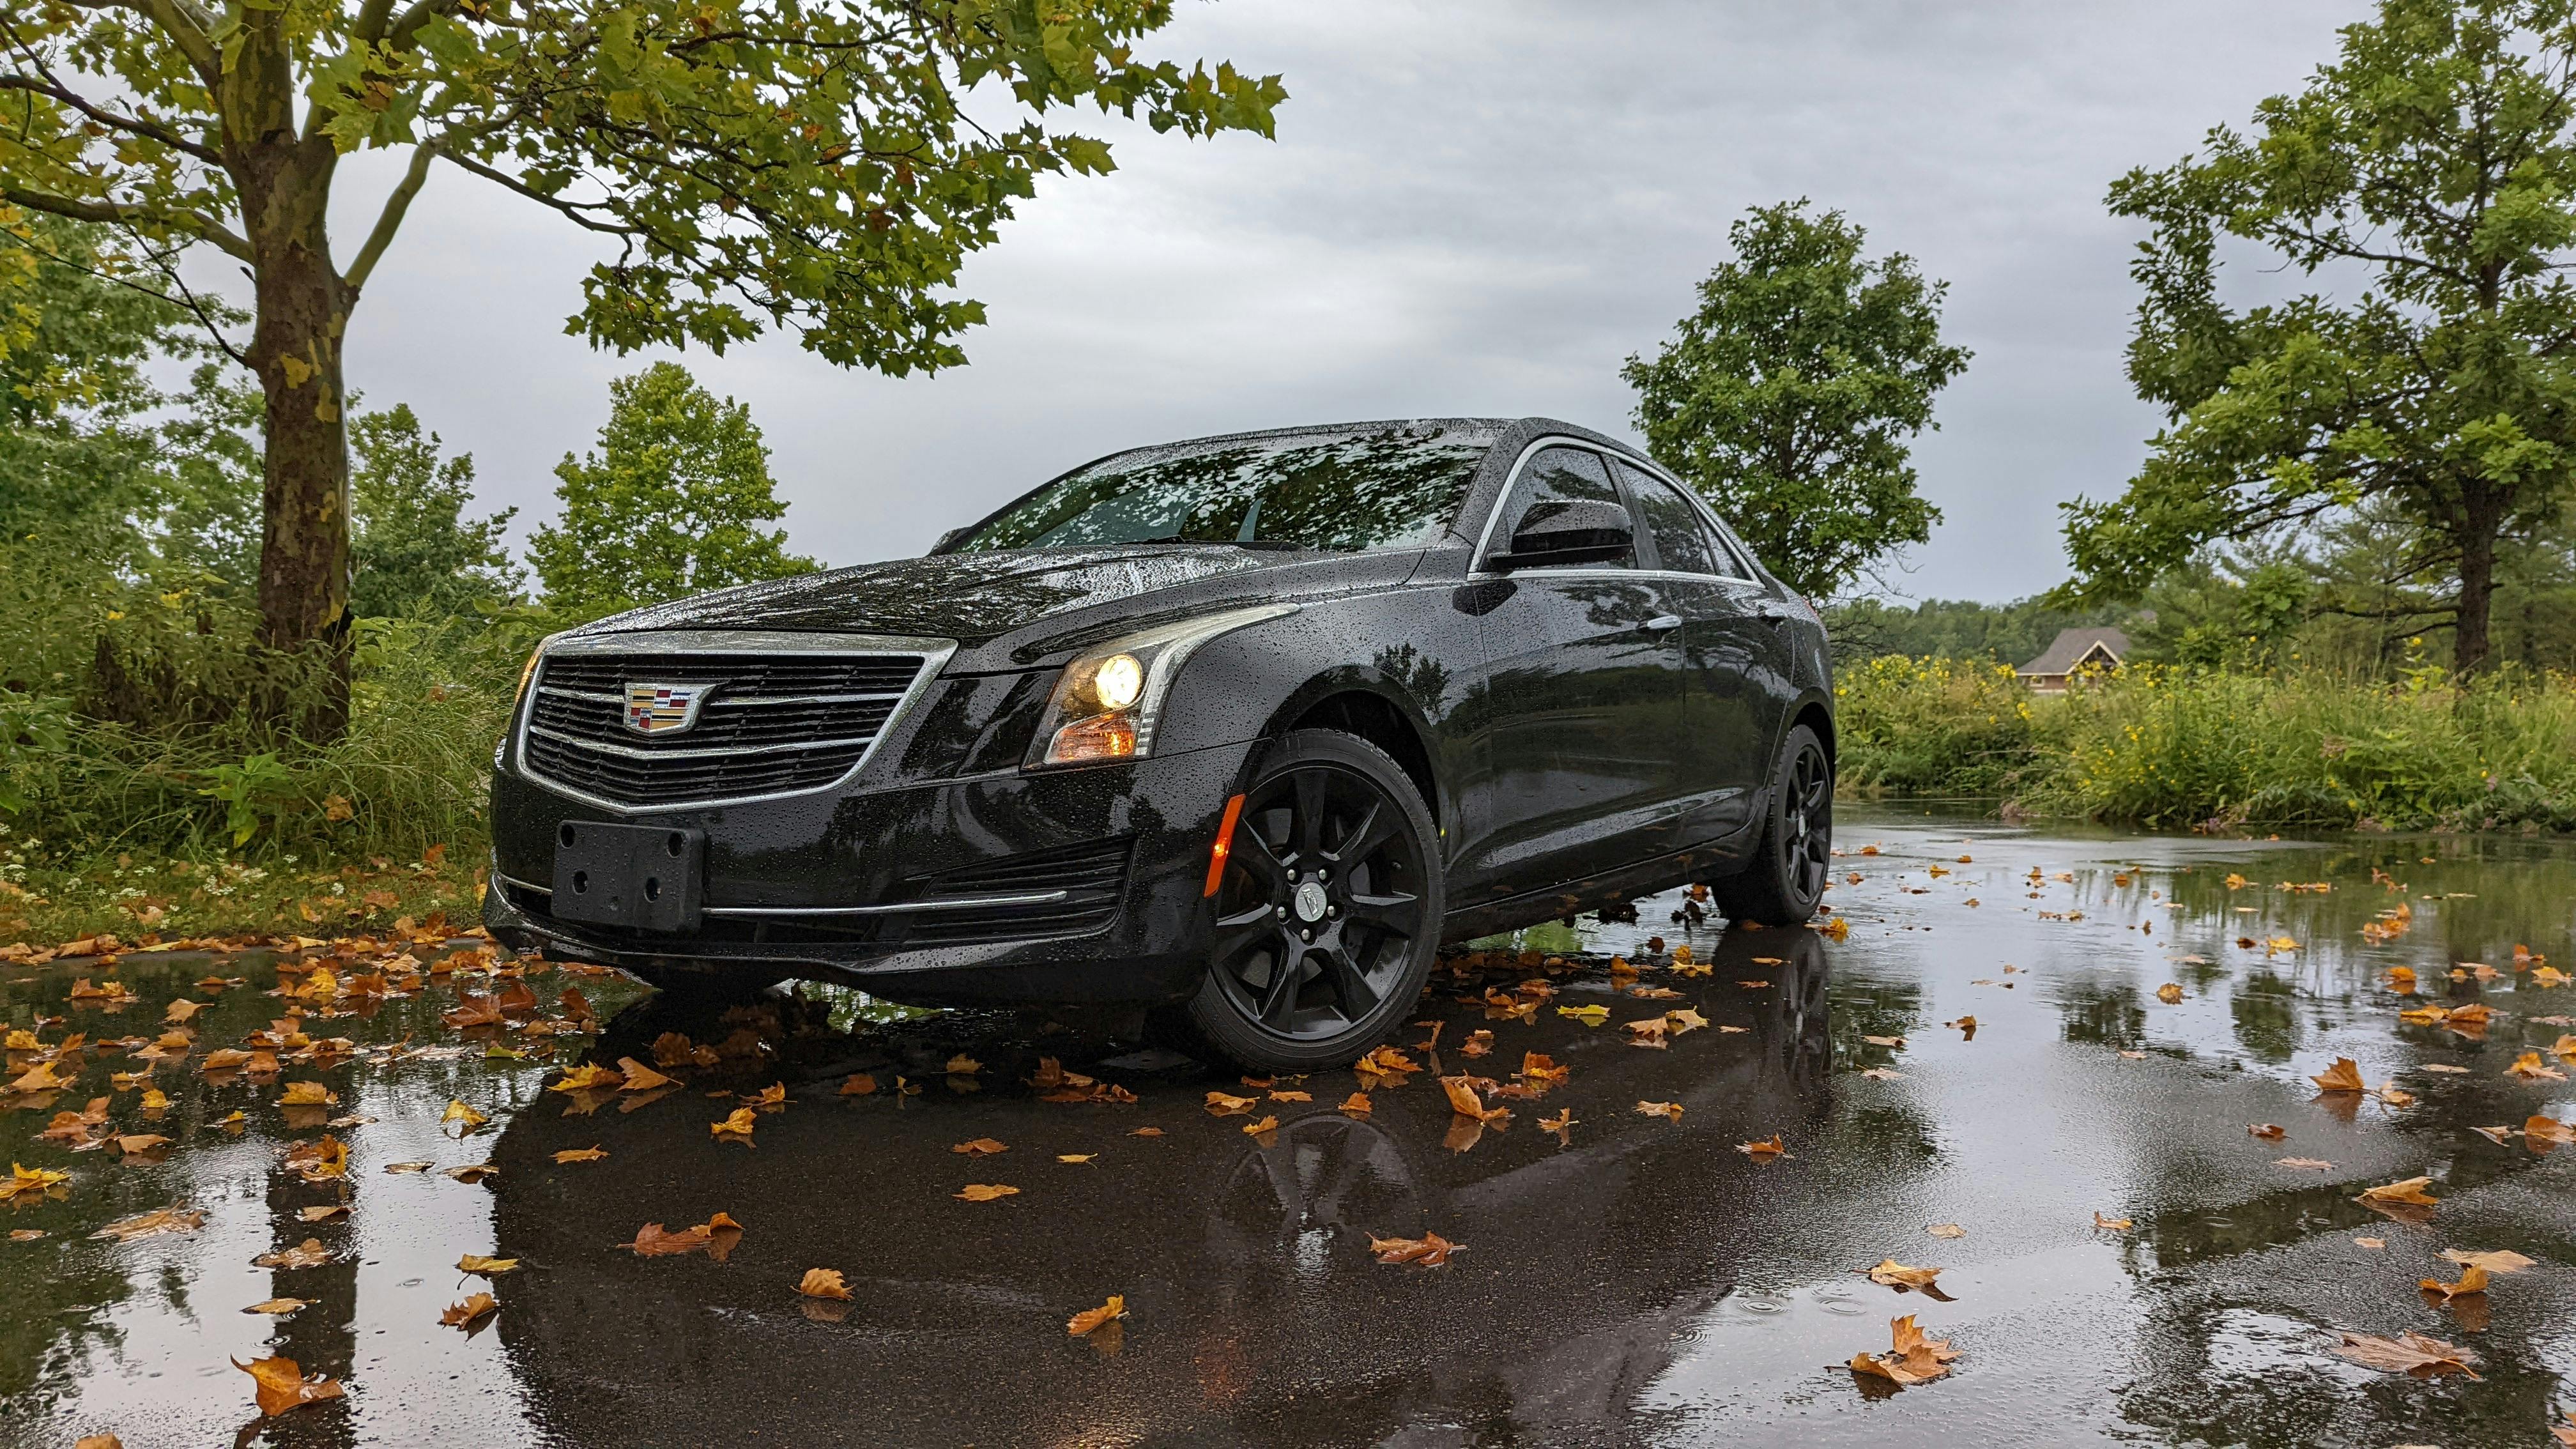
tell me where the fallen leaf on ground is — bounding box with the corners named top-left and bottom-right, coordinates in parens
top-left (550, 1064), bottom-right (623, 1093)
top-left (2359, 1176), bottom-right (2439, 1207)
top-left (253, 1238), bottom-right (332, 1269)
top-left (1368, 1231), bottom-right (1461, 1266)
top-left (2155, 983), bottom-right (2184, 1004)
top-left (385, 1160), bottom-right (433, 1174)
top-left (0, 1163), bottom-right (72, 1202)
top-left (1556, 1004), bottom-right (1610, 1025)
top-left (2377, 1081), bottom-right (2415, 1108)
top-left (2331, 1330), bottom-right (2480, 1379)
top-left (1864, 1259), bottom-right (1943, 1291)
top-left (243, 1298), bottom-right (307, 1315)
top-left (1636, 1101), bottom-right (1683, 1122)
top-left (2311, 1057), bottom-right (2365, 1093)
top-left (2441, 1248), bottom-right (2534, 1274)
top-left (91, 1206), bottom-right (204, 1241)
top-left (1439, 1076), bottom-right (1509, 1123)
top-left (441, 1100), bottom-right (488, 1132)
top-left (954, 1184), bottom-right (1019, 1202)
top-left (2275, 1158), bottom-right (2334, 1171)
top-left (1241, 1114), bottom-right (1279, 1137)
top-left (444, 1163), bottom-right (499, 1183)
top-left (1129, 1127), bottom-right (1164, 1138)
top-left (279, 1081), bottom-right (336, 1106)
top-left (1067, 1294), bottom-right (1126, 1335)
top-left (797, 1268), bottom-right (852, 1300)
top-left (1337, 1092), bottom-right (1372, 1118)
top-left (1056, 1153), bottom-right (1096, 1164)
top-left (951, 1138), bottom-right (1008, 1156)
top-left (2354, 1236), bottom-right (2385, 1249)
top-left (626, 1222), bottom-right (715, 1255)
top-left (1540, 1108), bottom-right (1575, 1144)
top-left (440, 1292), bottom-right (499, 1327)
top-left (2420, 1264), bottom-right (2492, 1303)
top-left (235, 1354), bottom-right (344, 1416)
top-left (2248, 1124), bottom-right (2285, 1140)
top-left (710, 1108), bottom-right (756, 1144)
top-left (296, 1204), bottom-right (346, 1223)
top-left (1928, 1223), bottom-right (1965, 1239)
top-left (1847, 1313), bottom-right (1959, 1387)
top-left (2093, 1212), bottom-right (2133, 1231)
top-left (553, 1146), bottom-right (608, 1164)
top-left (1864, 1034), bottom-right (1906, 1048)
top-left (457, 1254), bottom-right (518, 1275)
top-left (2528, 1116), bottom-right (2576, 1144)
top-left (944, 1054), bottom-right (983, 1076)
top-left (2508, 1051), bottom-right (2567, 1081)
top-left (838, 1073), bottom-right (877, 1096)
top-left (617, 1059), bottom-right (675, 1092)
top-left (1737, 1134), bottom-right (1788, 1160)
top-left (1204, 1091), bottom-right (1255, 1116)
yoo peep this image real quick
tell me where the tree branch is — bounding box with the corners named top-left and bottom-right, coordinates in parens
top-left (139, 0), bottom-right (220, 87)
top-left (0, 184), bottom-right (252, 262)
top-left (344, 139), bottom-right (438, 291)
top-left (442, 152), bottom-right (642, 236)
top-left (0, 73), bottom-right (222, 164)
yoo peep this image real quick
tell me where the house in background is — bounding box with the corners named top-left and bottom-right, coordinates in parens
top-left (2018, 627), bottom-right (2131, 693)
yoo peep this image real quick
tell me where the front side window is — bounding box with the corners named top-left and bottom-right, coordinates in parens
top-left (1489, 447), bottom-right (1633, 568)
top-left (953, 424), bottom-right (1493, 553)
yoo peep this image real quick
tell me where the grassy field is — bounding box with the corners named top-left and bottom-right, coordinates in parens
top-left (1834, 656), bottom-right (2576, 833)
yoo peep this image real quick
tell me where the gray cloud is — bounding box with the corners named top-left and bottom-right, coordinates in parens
top-left (309, 0), bottom-right (2368, 601)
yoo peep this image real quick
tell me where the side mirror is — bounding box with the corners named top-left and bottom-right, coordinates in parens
top-left (1490, 498), bottom-right (1633, 570)
top-left (930, 526), bottom-right (970, 555)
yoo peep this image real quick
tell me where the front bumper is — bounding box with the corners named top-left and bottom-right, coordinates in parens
top-left (484, 740), bottom-right (1255, 1006)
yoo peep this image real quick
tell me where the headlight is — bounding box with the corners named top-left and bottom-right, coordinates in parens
top-left (1027, 604), bottom-right (1298, 768)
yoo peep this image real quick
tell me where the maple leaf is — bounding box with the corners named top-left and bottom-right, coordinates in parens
top-left (2419, 1264), bottom-right (2490, 1303)
top-left (1368, 1230), bottom-right (1461, 1266)
top-left (1057, 1153), bottom-right (1096, 1163)
top-left (2526, 1116), bottom-right (2575, 1144)
top-left (1439, 1075), bottom-right (1508, 1123)
top-left (2248, 1124), bottom-right (2285, 1140)
top-left (1625, 1017), bottom-right (1669, 1049)
top-left (1203, 1091), bottom-right (1255, 1117)
top-left (1864, 1259), bottom-right (1943, 1291)
top-left (441, 993), bottom-right (503, 1029)
top-left (444, 1163), bottom-right (500, 1183)
top-left (1337, 1092), bottom-right (1373, 1118)
top-left (297, 1205), bottom-right (346, 1223)
top-left (954, 1184), bottom-right (1020, 1202)
top-left (242, 1298), bottom-right (307, 1316)
top-left (951, 1138), bottom-right (1008, 1156)
top-left (550, 1064), bottom-right (624, 1093)
top-left (1067, 1294), bottom-right (1126, 1335)
top-left (91, 1206), bottom-right (205, 1241)
top-left (553, 1146), bottom-right (608, 1164)
top-left (839, 1073), bottom-right (878, 1096)
top-left (1636, 1100), bottom-right (1683, 1122)
top-left (1848, 1313), bottom-right (1959, 1387)
top-left (280, 1081), bottom-right (337, 1107)
top-left (457, 1254), bottom-right (518, 1275)
top-left (2508, 1051), bottom-right (2567, 1080)
top-left (626, 1222), bottom-right (715, 1255)
top-left (1666, 1008), bottom-right (1709, 1034)
top-left (742, 1082), bottom-right (788, 1107)
top-left (616, 1058), bottom-right (676, 1092)
top-left (285, 1135), bottom-right (348, 1182)
top-left (2310, 1057), bottom-right (2365, 1093)
top-left (2440, 1248), bottom-right (2535, 1274)
top-left (797, 1268), bottom-right (853, 1300)
top-left (440, 1292), bottom-right (500, 1328)
top-left (2359, 1176), bottom-right (2440, 1207)
top-left (2331, 1330), bottom-right (2480, 1379)
top-left (441, 1100), bottom-right (489, 1133)
top-left (1242, 1114), bottom-right (1280, 1137)
top-left (710, 1108), bottom-right (757, 1144)
top-left (235, 1354), bottom-right (345, 1416)
top-left (945, 1054), bottom-right (983, 1076)
top-left (1737, 1135), bottom-right (1789, 1160)
top-left (2092, 1212), bottom-right (2133, 1231)
top-left (0, 1163), bottom-right (72, 1202)
top-left (1540, 1108), bottom-right (1575, 1144)
top-left (253, 1238), bottom-right (332, 1269)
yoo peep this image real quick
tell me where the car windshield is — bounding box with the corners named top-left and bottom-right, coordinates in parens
top-left (951, 422), bottom-right (1494, 553)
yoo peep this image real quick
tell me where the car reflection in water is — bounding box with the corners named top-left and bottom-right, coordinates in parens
top-left (482, 931), bottom-right (1832, 1445)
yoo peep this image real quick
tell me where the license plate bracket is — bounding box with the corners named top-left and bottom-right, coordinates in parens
top-left (551, 822), bottom-right (705, 932)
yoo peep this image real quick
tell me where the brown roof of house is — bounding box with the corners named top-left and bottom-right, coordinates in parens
top-left (2019, 627), bottom-right (2130, 677)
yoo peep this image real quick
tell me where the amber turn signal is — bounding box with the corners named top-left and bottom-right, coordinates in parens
top-left (1044, 711), bottom-right (1138, 766)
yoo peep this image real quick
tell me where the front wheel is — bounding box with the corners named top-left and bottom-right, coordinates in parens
top-left (1177, 730), bottom-right (1444, 1073)
top-left (1710, 723), bottom-right (1832, 928)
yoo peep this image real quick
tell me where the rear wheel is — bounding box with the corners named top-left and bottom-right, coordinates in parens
top-left (1711, 723), bottom-right (1832, 928)
top-left (1179, 730), bottom-right (1443, 1073)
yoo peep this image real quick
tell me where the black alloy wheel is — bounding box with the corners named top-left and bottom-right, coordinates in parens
top-left (1712, 723), bottom-right (1833, 928)
top-left (1182, 730), bottom-right (1443, 1072)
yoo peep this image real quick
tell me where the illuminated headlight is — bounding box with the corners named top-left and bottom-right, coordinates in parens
top-left (1028, 605), bottom-right (1298, 769)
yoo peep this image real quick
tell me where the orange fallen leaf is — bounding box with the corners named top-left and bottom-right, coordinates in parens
top-left (1368, 1230), bottom-right (1461, 1266)
top-left (1927, 1223), bottom-right (1965, 1239)
top-left (2275, 1157), bottom-right (2334, 1171)
top-left (954, 1183), bottom-right (1019, 1202)
top-left (2441, 1248), bottom-right (2535, 1274)
top-left (1067, 1294), bottom-right (1126, 1335)
top-left (1540, 1107), bottom-right (1575, 1144)
top-left (549, 1063), bottom-right (623, 1093)
top-left (2093, 1212), bottom-right (2133, 1230)
top-left (553, 1146), bottom-right (608, 1164)
top-left (2248, 1124), bottom-right (2285, 1140)
top-left (2331, 1329), bottom-right (2480, 1379)
top-left (2508, 1051), bottom-right (2566, 1081)
top-left (616, 1058), bottom-right (675, 1092)
top-left (626, 1222), bottom-right (714, 1255)
top-left (1337, 1092), bottom-right (1372, 1118)
top-left (1846, 1312), bottom-right (1959, 1387)
top-left (2359, 1176), bottom-right (2439, 1207)
top-left (951, 1138), bottom-right (1008, 1156)
top-left (797, 1268), bottom-right (852, 1300)
top-left (1636, 1101), bottom-right (1683, 1122)
top-left (234, 1354), bottom-right (344, 1416)
top-left (1204, 1091), bottom-right (1255, 1117)
top-left (2420, 1264), bottom-right (2491, 1303)
top-left (2310, 1057), bottom-right (2365, 1093)
top-left (456, 1254), bottom-right (518, 1275)
top-left (440, 1292), bottom-right (499, 1327)
top-left (2527, 1115), bottom-right (2576, 1144)
top-left (1241, 1114), bottom-right (1280, 1137)
top-left (1864, 1259), bottom-right (1942, 1291)
top-left (710, 1108), bottom-right (756, 1144)
top-left (2155, 983), bottom-right (2183, 1004)
top-left (1737, 1134), bottom-right (1788, 1160)
top-left (838, 1073), bottom-right (877, 1096)
top-left (242, 1298), bottom-right (307, 1315)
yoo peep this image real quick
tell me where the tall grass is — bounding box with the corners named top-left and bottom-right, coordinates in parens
top-left (1836, 656), bottom-right (2576, 832)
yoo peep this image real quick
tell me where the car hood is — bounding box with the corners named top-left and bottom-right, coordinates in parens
top-left (578, 545), bottom-right (1420, 663)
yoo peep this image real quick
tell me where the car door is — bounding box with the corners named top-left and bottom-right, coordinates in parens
top-left (1450, 445), bottom-right (1695, 906)
top-left (1613, 460), bottom-right (1791, 844)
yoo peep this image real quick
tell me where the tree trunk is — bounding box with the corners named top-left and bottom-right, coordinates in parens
top-left (226, 17), bottom-right (352, 739)
top-left (2452, 503), bottom-right (2500, 677)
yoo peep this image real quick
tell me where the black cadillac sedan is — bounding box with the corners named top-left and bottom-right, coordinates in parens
top-left (484, 417), bottom-right (1834, 1071)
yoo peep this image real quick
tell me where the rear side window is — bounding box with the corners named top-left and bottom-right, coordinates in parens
top-left (1490, 447), bottom-right (1632, 568)
top-left (1617, 463), bottom-right (1724, 576)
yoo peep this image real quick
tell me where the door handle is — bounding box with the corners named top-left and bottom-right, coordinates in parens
top-left (1645, 614), bottom-right (1683, 632)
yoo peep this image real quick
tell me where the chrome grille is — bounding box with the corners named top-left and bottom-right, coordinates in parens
top-left (518, 638), bottom-right (940, 809)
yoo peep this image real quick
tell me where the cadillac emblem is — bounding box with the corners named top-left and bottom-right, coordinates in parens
top-left (624, 682), bottom-right (709, 735)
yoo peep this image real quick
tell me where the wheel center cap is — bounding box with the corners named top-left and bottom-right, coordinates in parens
top-left (1292, 880), bottom-right (1330, 924)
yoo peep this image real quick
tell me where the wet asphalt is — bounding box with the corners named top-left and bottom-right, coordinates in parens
top-left (8, 806), bottom-right (2576, 1447)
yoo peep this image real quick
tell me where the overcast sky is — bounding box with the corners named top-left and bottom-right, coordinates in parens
top-left (311, 0), bottom-right (2370, 603)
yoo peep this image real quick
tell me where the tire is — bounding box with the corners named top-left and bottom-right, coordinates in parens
top-left (1176, 729), bottom-right (1445, 1074)
top-left (1710, 723), bottom-right (1832, 928)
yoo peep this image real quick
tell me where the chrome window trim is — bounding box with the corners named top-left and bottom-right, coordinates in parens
top-left (1604, 455), bottom-right (1763, 585)
top-left (1466, 436), bottom-right (1641, 579)
top-left (510, 629), bottom-right (958, 815)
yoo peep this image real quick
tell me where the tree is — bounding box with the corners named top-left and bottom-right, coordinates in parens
top-left (1623, 200), bottom-right (1970, 599)
top-left (2064, 0), bottom-right (2576, 673)
top-left (531, 362), bottom-right (815, 613)
top-left (0, 3), bottom-right (1284, 724)
top-left (350, 404), bottom-right (521, 619)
